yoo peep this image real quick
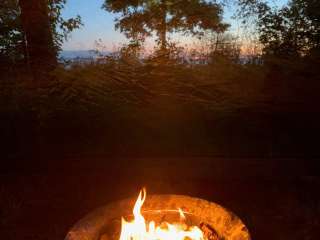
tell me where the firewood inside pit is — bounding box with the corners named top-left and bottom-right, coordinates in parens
top-left (200, 222), bottom-right (221, 240)
top-left (99, 221), bottom-right (222, 240)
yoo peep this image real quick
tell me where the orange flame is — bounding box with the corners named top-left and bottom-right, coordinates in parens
top-left (119, 188), bottom-right (205, 240)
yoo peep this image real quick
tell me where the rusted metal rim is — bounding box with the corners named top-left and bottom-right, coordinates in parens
top-left (65, 194), bottom-right (251, 240)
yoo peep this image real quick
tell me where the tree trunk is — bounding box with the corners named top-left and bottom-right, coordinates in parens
top-left (19, 0), bottom-right (57, 81)
top-left (21, 30), bottom-right (29, 67)
top-left (159, 0), bottom-right (167, 51)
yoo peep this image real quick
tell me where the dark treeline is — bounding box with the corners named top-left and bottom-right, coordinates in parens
top-left (0, 0), bottom-right (320, 160)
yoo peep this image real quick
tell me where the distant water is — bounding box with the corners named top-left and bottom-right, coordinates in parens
top-left (60, 50), bottom-right (261, 65)
top-left (60, 50), bottom-right (109, 60)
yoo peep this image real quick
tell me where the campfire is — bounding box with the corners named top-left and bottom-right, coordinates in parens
top-left (118, 188), bottom-right (214, 240)
top-left (65, 189), bottom-right (250, 240)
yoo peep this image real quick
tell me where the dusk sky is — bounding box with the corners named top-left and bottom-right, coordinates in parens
top-left (61, 0), bottom-right (288, 51)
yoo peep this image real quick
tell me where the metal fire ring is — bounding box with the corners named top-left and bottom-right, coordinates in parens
top-left (65, 194), bottom-right (251, 240)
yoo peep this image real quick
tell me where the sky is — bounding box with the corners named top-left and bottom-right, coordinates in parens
top-left (61, 0), bottom-right (126, 50)
top-left (61, 0), bottom-right (288, 51)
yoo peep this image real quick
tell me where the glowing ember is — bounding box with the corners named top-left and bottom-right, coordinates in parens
top-left (119, 188), bottom-right (205, 240)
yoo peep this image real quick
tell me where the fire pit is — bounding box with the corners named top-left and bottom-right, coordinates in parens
top-left (65, 189), bottom-right (250, 240)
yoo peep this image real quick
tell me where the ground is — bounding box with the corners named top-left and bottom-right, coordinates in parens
top-left (1, 157), bottom-right (319, 240)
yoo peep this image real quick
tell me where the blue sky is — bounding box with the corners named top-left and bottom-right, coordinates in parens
top-left (61, 0), bottom-right (288, 51)
top-left (61, 0), bottom-right (126, 50)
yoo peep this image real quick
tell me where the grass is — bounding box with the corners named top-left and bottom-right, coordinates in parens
top-left (0, 55), bottom-right (320, 159)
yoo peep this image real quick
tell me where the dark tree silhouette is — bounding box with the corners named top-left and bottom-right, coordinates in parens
top-left (238, 0), bottom-right (320, 57)
top-left (0, 0), bottom-right (25, 64)
top-left (19, 0), bottom-right (57, 77)
top-left (103, 0), bottom-right (229, 51)
top-left (0, 0), bottom-right (82, 78)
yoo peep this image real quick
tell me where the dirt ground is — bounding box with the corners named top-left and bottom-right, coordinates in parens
top-left (1, 157), bottom-right (319, 240)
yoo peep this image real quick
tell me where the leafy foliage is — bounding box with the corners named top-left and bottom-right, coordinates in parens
top-left (103, 0), bottom-right (229, 49)
top-left (0, 0), bottom-right (82, 63)
top-left (238, 0), bottom-right (320, 57)
top-left (48, 0), bottom-right (82, 54)
top-left (0, 0), bottom-right (24, 63)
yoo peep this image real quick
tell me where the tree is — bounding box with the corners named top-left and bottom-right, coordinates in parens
top-left (0, 0), bottom-right (25, 64)
top-left (0, 0), bottom-right (82, 72)
top-left (237, 0), bottom-right (320, 57)
top-left (19, 0), bottom-right (58, 74)
top-left (103, 0), bottom-right (229, 52)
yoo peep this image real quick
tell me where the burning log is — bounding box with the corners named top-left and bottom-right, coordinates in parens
top-left (200, 222), bottom-right (220, 240)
